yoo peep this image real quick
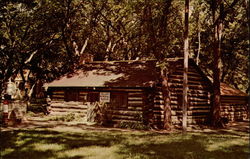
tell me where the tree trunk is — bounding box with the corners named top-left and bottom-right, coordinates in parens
top-left (211, 1), bottom-right (223, 127)
top-left (196, 30), bottom-right (201, 65)
top-left (161, 69), bottom-right (172, 130)
top-left (182, 0), bottom-right (189, 132)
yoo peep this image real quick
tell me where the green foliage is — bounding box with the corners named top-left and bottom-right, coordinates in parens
top-left (0, 0), bottom-right (248, 94)
top-left (1, 126), bottom-right (249, 159)
top-left (117, 112), bottom-right (150, 130)
top-left (87, 102), bottom-right (113, 125)
top-left (118, 121), bottom-right (150, 130)
top-left (189, 0), bottom-right (249, 92)
top-left (48, 113), bottom-right (76, 122)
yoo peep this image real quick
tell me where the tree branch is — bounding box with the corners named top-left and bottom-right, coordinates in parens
top-left (24, 50), bottom-right (37, 64)
top-left (80, 37), bottom-right (89, 55)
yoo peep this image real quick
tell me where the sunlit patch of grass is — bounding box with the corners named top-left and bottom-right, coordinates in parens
top-left (1, 148), bottom-right (15, 156)
top-left (206, 137), bottom-right (249, 152)
top-left (56, 146), bottom-right (120, 159)
top-left (31, 143), bottom-right (64, 152)
top-left (1, 127), bottom-right (249, 159)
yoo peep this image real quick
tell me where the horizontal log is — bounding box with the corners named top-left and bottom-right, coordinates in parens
top-left (128, 107), bottom-right (143, 110)
top-left (154, 105), bottom-right (164, 109)
top-left (49, 111), bottom-right (86, 116)
top-left (128, 97), bottom-right (143, 101)
top-left (50, 105), bottom-right (88, 110)
top-left (112, 115), bottom-right (141, 121)
top-left (128, 101), bottom-right (143, 104)
top-left (51, 102), bottom-right (86, 106)
top-left (172, 115), bottom-right (208, 119)
top-left (154, 114), bottom-right (165, 118)
top-left (112, 119), bottom-right (143, 123)
top-left (169, 85), bottom-right (209, 91)
top-left (170, 93), bottom-right (209, 98)
top-left (79, 96), bottom-right (87, 100)
top-left (173, 69), bottom-right (202, 76)
top-left (64, 101), bottom-right (85, 105)
top-left (221, 100), bottom-right (247, 104)
top-left (170, 96), bottom-right (210, 102)
top-left (128, 92), bottom-right (143, 95)
top-left (221, 96), bottom-right (247, 100)
top-left (170, 100), bottom-right (209, 106)
top-left (170, 88), bottom-right (209, 94)
top-left (52, 91), bottom-right (64, 94)
top-left (154, 99), bottom-right (164, 103)
top-left (169, 80), bottom-right (208, 87)
top-left (153, 110), bottom-right (164, 114)
top-left (50, 108), bottom-right (87, 113)
top-left (188, 106), bottom-right (210, 110)
top-left (220, 105), bottom-right (245, 109)
top-left (171, 110), bottom-right (210, 115)
top-left (51, 99), bottom-right (65, 101)
top-left (112, 110), bottom-right (143, 115)
top-left (52, 95), bottom-right (65, 98)
top-left (79, 92), bottom-right (88, 95)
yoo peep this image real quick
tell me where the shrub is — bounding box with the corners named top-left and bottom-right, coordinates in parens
top-left (48, 113), bottom-right (76, 122)
top-left (118, 121), bottom-right (149, 130)
top-left (116, 112), bottom-right (150, 130)
top-left (86, 102), bottom-right (113, 125)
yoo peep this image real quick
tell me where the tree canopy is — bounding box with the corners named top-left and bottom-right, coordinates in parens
top-left (0, 0), bottom-right (248, 94)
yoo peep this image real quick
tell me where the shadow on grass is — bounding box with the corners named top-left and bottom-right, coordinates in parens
top-left (0, 129), bottom-right (125, 159)
top-left (118, 134), bottom-right (249, 159)
top-left (0, 128), bottom-right (249, 159)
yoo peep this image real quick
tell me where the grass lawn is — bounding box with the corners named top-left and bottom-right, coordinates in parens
top-left (0, 125), bottom-right (249, 159)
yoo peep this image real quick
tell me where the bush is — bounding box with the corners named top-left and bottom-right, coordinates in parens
top-left (86, 102), bottom-right (113, 125)
top-left (118, 121), bottom-right (149, 130)
top-left (48, 113), bottom-right (76, 122)
top-left (116, 112), bottom-right (150, 130)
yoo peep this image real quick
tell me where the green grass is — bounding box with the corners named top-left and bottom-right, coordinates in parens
top-left (0, 126), bottom-right (249, 159)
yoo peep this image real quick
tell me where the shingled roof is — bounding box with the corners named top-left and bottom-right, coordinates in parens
top-left (220, 83), bottom-right (248, 97)
top-left (45, 60), bottom-right (159, 88)
top-left (45, 59), bottom-right (248, 97)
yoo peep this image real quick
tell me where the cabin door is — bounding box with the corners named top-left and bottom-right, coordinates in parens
top-left (65, 89), bottom-right (79, 101)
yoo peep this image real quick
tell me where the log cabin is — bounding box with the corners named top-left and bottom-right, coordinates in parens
top-left (44, 58), bottom-right (248, 128)
top-left (220, 83), bottom-right (248, 121)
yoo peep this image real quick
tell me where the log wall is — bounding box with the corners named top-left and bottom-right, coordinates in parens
top-left (220, 95), bottom-right (248, 121)
top-left (152, 87), bottom-right (164, 128)
top-left (170, 62), bottom-right (211, 125)
top-left (112, 91), bottom-right (145, 124)
top-left (48, 87), bottom-right (148, 125)
top-left (154, 60), bottom-right (212, 126)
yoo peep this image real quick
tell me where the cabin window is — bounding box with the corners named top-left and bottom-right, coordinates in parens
top-left (65, 89), bottom-right (79, 101)
top-left (110, 92), bottom-right (128, 109)
top-left (88, 92), bottom-right (100, 103)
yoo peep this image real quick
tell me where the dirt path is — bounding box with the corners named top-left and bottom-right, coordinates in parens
top-left (1, 115), bottom-right (249, 134)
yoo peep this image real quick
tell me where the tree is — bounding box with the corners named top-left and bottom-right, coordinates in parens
top-left (182, 0), bottom-right (189, 132)
top-left (209, 0), bottom-right (239, 127)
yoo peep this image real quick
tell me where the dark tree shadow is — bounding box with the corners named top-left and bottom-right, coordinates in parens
top-left (1, 128), bottom-right (249, 159)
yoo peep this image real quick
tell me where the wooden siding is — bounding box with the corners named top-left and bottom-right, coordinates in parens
top-left (159, 61), bottom-right (211, 126)
top-left (220, 95), bottom-right (248, 121)
top-left (49, 101), bottom-right (88, 116)
top-left (169, 63), bottom-right (210, 125)
top-left (46, 59), bottom-right (248, 128)
top-left (153, 87), bottom-right (164, 127)
top-left (49, 87), bottom-right (147, 125)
